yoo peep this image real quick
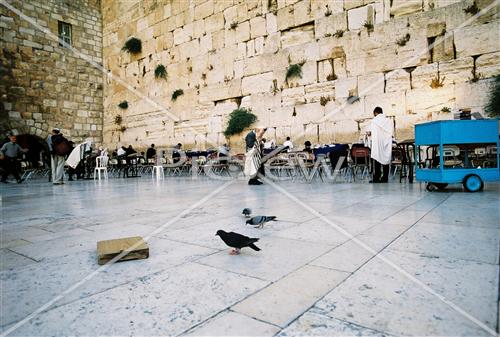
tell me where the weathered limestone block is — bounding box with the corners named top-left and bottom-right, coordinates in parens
top-left (266, 13), bottom-right (278, 34)
top-left (173, 26), bottom-right (191, 45)
top-left (277, 5), bottom-right (295, 31)
top-left (358, 72), bottom-right (384, 96)
top-left (315, 12), bottom-right (348, 39)
top-left (405, 86), bottom-right (455, 115)
top-left (333, 57), bottom-right (348, 79)
top-left (411, 63), bottom-right (439, 89)
top-left (255, 36), bottom-right (265, 55)
top-left (347, 5), bottom-right (373, 30)
top-left (214, 0), bottom-right (233, 14)
top-left (476, 51), bottom-right (500, 78)
top-left (286, 61), bottom-right (317, 87)
top-left (454, 20), bottom-right (500, 58)
top-left (455, 79), bottom-right (496, 113)
top-left (282, 86), bottom-right (306, 106)
top-left (250, 16), bottom-right (267, 39)
top-left (199, 33), bottom-right (213, 54)
top-left (318, 59), bottom-right (334, 82)
top-left (205, 12), bottom-right (224, 33)
top-left (195, 0), bottom-right (214, 20)
top-left (223, 5), bottom-right (238, 27)
top-left (212, 29), bottom-right (225, 49)
top-left (385, 68), bottom-right (411, 92)
top-left (330, 119), bottom-right (360, 142)
top-left (241, 71), bottom-right (274, 95)
top-left (334, 77), bottom-right (358, 98)
top-left (311, 0), bottom-right (343, 19)
top-left (235, 20), bottom-right (251, 43)
top-left (295, 102), bottom-right (325, 124)
top-left (305, 82), bottom-right (335, 103)
top-left (390, 0), bottom-right (423, 17)
top-left (294, 0), bottom-right (313, 26)
top-left (246, 39), bottom-right (256, 58)
top-left (439, 57), bottom-right (474, 85)
top-left (426, 22), bottom-right (446, 38)
top-left (179, 39), bottom-right (200, 60)
top-left (281, 23), bottom-right (315, 48)
top-left (243, 55), bottom-right (265, 76)
top-left (234, 59), bottom-right (244, 78)
top-left (364, 91), bottom-right (406, 117)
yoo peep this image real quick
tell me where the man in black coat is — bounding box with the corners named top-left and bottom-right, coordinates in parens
top-left (245, 127), bottom-right (266, 185)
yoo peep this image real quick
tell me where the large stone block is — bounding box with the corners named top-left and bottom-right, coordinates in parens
top-left (364, 91), bottom-right (406, 117)
top-left (277, 5), bottom-right (295, 31)
top-left (282, 86), bottom-right (306, 106)
top-left (286, 61), bottom-right (317, 87)
top-left (241, 71), bottom-right (274, 95)
top-left (385, 68), bottom-right (411, 92)
top-left (405, 86), bottom-right (455, 115)
top-left (439, 57), bottom-right (474, 85)
top-left (476, 51), bottom-right (500, 78)
top-left (305, 82), bottom-right (335, 103)
top-left (295, 102), bottom-right (325, 124)
top-left (250, 16), bottom-right (267, 39)
top-left (314, 12), bottom-right (348, 39)
top-left (455, 79), bottom-right (497, 113)
top-left (266, 13), bottom-right (278, 34)
top-left (390, 0), bottom-right (423, 17)
top-left (195, 0), bottom-right (214, 20)
top-left (235, 20), bottom-right (251, 43)
top-left (293, 0), bottom-right (313, 26)
top-left (454, 20), bottom-right (500, 58)
top-left (334, 77), bottom-right (358, 98)
top-left (411, 63), bottom-right (439, 89)
top-left (281, 23), bottom-right (315, 48)
top-left (358, 72), bottom-right (384, 96)
top-left (205, 12), bottom-right (224, 33)
top-left (311, 0), bottom-right (343, 19)
top-left (264, 32), bottom-right (281, 53)
top-left (317, 59), bottom-right (334, 82)
top-left (347, 4), bottom-right (373, 30)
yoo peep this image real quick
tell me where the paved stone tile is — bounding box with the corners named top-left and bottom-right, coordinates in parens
top-left (183, 310), bottom-right (280, 336)
top-left (0, 249), bottom-right (36, 271)
top-left (313, 253), bottom-right (496, 336)
top-left (232, 265), bottom-right (349, 327)
top-left (1, 238), bottom-right (215, 327)
top-left (421, 205), bottom-right (500, 229)
top-left (277, 311), bottom-right (392, 336)
top-left (197, 236), bottom-right (334, 281)
top-left (388, 222), bottom-right (500, 264)
top-left (5, 263), bottom-right (268, 336)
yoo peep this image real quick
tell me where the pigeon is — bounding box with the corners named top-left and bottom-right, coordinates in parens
top-left (246, 215), bottom-right (277, 228)
top-left (242, 208), bottom-right (252, 218)
top-left (215, 230), bottom-right (261, 255)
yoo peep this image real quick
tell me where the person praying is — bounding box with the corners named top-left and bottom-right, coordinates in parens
top-left (367, 106), bottom-right (393, 183)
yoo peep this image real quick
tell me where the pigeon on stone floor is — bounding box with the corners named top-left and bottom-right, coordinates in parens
top-left (246, 215), bottom-right (277, 228)
top-left (242, 208), bottom-right (252, 218)
top-left (215, 230), bottom-right (261, 255)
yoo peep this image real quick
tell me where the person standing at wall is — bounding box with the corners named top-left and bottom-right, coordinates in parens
top-left (245, 127), bottom-right (266, 185)
top-left (367, 107), bottom-right (393, 183)
top-left (0, 134), bottom-right (28, 183)
top-left (283, 137), bottom-right (294, 152)
top-left (50, 128), bottom-right (71, 185)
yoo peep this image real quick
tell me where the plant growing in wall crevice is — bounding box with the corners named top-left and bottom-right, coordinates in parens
top-left (440, 106), bottom-right (451, 113)
top-left (396, 33), bottom-right (411, 46)
top-left (224, 107), bottom-right (257, 137)
top-left (171, 89), bottom-right (184, 101)
top-left (114, 115), bottom-right (123, 125)
top-left (430, 74), bottom-right (445, 88)
top-left (285, 63), bottom-right (303, 83)
top-left (122, 37), bottom-right (142, 54)
top-left (363, 21), bottom-right (374, 31)
top-left (118, 101), bottom-right (128, 109)
top-left (333, 30), bottom-right (344, 38)
top-left (463, 2), bottom-right (479, 15)
top-left (154, 64), bottom-right (167, 79)
top-left (485, 75), bottom-right (500, 117)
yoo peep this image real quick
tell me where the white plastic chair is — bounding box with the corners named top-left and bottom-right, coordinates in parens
top-left (152, 165), bottom-right (164, 179)
top-left (94, 155), bottom-right (109, 180)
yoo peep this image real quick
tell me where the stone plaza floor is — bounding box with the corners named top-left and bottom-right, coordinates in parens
top-left (1, 176), bottom-right (499, 336)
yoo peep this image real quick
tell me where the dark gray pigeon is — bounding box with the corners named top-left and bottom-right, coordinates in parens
top-left (216, 230), bottom-right (261, 255)
top-left (242, 208), bottom-right (252, 217)
top-left (246, 215), bottom-right (277, 228)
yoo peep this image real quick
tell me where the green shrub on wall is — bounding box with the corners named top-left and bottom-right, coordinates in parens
top-left (118, 101), bottom-right (128, 109)
top-left (122, 37), bottom-right (142, 54)
top-left (155, 64), bottom-right (167, 79)
top-left (224, 108), bottom-right (257, 137)
top-left (171, 89), bottom-right (184, 101)
top-left (486, 76), bottom-right (500, 117)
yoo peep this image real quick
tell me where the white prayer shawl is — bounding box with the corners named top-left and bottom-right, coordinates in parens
top-left (368, 114), bottom-right (393, 165)
top-left (66, 141), bottom-right (91, 169)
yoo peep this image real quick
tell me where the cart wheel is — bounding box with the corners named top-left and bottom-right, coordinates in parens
top-left (463, 174), bottom-right (484, 192)
top-left (426, 183), bottom-right (437, 192)
top-left (434, 183), bottom-right (448, 190)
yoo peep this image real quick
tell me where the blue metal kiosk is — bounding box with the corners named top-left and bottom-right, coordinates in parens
top-left (415, 120), bottom-right (499, 192)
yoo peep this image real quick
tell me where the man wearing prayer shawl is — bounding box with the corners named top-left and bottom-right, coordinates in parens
top-left (367, 107), bottom-right (393, 183)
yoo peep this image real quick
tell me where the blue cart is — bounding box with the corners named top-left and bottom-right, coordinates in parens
top-left (415, 120), bottom-right (499, 192)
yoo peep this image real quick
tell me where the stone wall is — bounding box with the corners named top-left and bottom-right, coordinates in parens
top-left (106, 0), bottom-right (498, 151)
top-left (0, 0), bottom-right (103, 144)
